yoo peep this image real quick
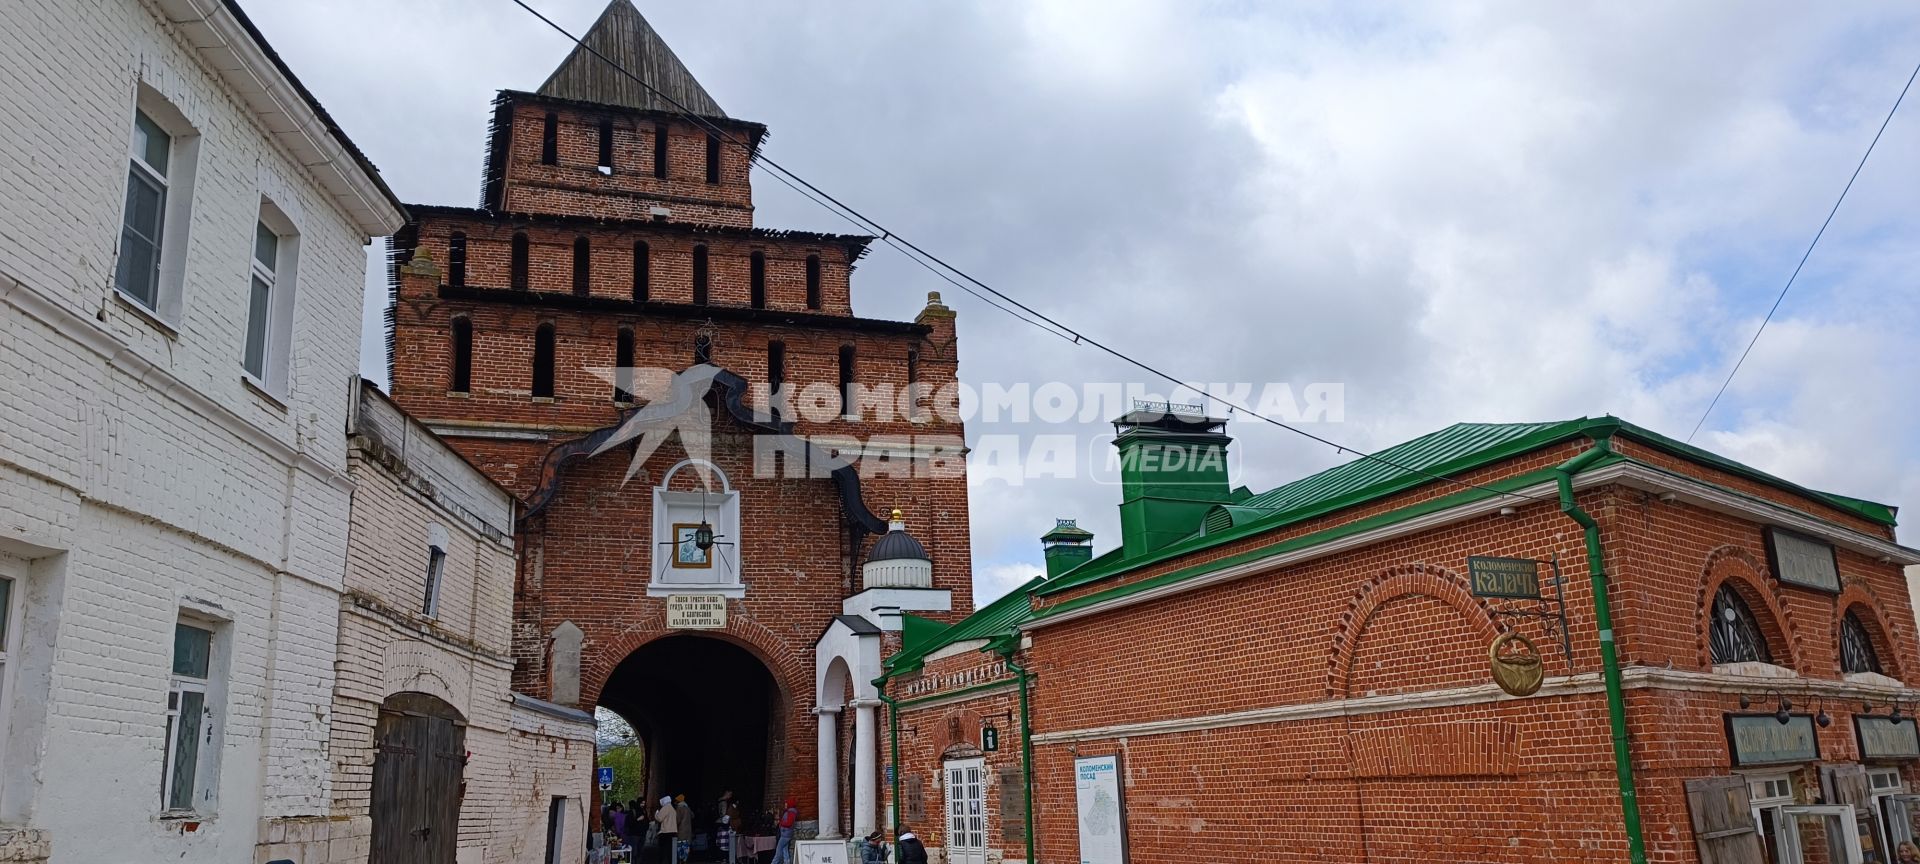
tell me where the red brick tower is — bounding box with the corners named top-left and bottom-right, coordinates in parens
top-left (385, 0), bottom-right (971, 837)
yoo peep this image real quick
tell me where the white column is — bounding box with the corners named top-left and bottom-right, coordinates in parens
top-left (816, 707), bottom-right (842, 838)
top-left (852, 700), bottom-right (879, 838)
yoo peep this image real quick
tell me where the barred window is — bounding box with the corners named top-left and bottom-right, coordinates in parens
top-left (1710, 584), bottom-right (1771, 665)
top-left (1841, 610), bottom-right (1882, 675)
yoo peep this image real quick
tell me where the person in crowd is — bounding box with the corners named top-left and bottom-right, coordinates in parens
top-left (609, 803), bottom-right (629, 843)
top-left (1897, 841), bottom-right (1920, 864)
top-left (719, 791), bottom-right (743, 863)
top-left (715, 791), bottom-right (734, 862)
top-left (673, 794), bottom-right (695, 862)
top-left (768, 798), bottom-right (800, 864)
top-left (896, 827), bottom-right (927, 864)
top-left (654, 796), bottom-right (679, 864)
top-left (860, 829), bottom-right (889, 863)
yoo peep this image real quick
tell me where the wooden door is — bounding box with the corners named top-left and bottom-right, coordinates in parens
top-left (371, 693), bottom-right (466, 864)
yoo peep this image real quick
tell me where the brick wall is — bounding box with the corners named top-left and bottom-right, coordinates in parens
top-left (496, 98), bottom-right (757, 228)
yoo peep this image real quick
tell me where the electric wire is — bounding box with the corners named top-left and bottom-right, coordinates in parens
top-left (1687, 59), bottom-right (1920, 443)
top-left (506, 0), bottom-right (1557, 503)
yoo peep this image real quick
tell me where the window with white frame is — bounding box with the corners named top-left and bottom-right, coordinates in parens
top-left (118, 110), bottom-right (170, 309)
top-left (0, 556), bottom-right (20, 773)
top-left (163, 619), bottom-right (222, 814)
top-left (423, 525), bottom-right (449, 618)
top-left (1749, 773), bottom-right (1795, 861)
top-left (243, 221), bottom-right (277, 378)
top-left (423, 549), bottom-right (446, 617)
top-left (115, 89), bottom-right (197, 322)
top-left (242, 204), bottom-right (299, 394)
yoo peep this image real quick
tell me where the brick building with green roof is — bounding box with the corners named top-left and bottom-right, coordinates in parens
top-left (878, 410), bottom-right (1920, 864)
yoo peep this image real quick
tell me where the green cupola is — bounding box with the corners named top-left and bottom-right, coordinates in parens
top-left (1039, 518), bottom-right (1095, 577)
top-left (1112, 402), bottom-right (1233, 558)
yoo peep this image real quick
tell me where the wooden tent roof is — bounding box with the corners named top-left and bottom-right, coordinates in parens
top-left (537, 0), bottom-right (726, 118)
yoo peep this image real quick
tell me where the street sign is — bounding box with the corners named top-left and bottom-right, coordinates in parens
top-left (1468, 556), bottom-right (1542, 599)
top-left (982, 724), bottom-right (1000, 752)
top-left (597, 766), bottom-right (614, 790)
top-left (885, 764), bottom-right (895, 784)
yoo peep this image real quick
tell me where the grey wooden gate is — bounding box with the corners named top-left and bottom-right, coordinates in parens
top-left (371, 693), bottom-right (466, 864)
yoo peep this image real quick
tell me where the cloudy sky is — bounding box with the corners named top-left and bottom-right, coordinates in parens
top-left (248, 0), bottom-right (1920, 604)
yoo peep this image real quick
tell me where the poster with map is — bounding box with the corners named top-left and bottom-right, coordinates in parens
top-left (1074, 754), bottom-right (1127, 864)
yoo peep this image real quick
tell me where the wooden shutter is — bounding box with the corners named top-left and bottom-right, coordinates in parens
top-left (1823, 764), bottom-right (1871, 809)
top-left (1685, 776), bottom-right (1765, 864)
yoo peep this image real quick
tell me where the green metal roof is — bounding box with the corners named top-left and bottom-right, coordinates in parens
top-left (1033, 416), bottom-right (1897, 599)
top-left (1239, 420), bottom-right (1576, 513)
top-left (885, 575), bottom-right (1046, 674)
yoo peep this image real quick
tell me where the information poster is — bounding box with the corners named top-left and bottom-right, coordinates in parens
top-left (1074, 754), bottom-right (1127, 864)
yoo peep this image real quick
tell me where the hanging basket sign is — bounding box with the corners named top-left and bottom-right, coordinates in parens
top-left (1489, 632), bottom-right (1544, 697)
top-left (1469, 556), bottom-right (1543, 600)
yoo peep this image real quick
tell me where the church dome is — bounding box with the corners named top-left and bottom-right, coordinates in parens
top-left (863, 510), bottom-right (933, 589)
top-left (869, 510), bottom-right (930, 563)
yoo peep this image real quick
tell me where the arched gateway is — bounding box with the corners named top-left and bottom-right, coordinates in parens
top-left (381, 1), bottom-right (975, 846)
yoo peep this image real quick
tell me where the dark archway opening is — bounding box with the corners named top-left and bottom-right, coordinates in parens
top-left (599, 635), bottom-right (781, 842)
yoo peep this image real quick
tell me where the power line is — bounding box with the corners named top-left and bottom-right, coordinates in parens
top-left (1688, 59), bottom-right (1920, 443)
top-left (504, 0), bottom-right (1554, 504)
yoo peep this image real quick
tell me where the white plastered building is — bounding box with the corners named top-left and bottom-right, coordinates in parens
top-left (0, 0), bottom-right (403, 860)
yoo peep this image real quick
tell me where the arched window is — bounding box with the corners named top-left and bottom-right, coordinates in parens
top-left (572, 236), bottom-right (591, 296)
top-left (1841, 610), bottom-right (1883, 675)
top-left (447, 232), bottom-right (467, 288)
top-left (691, 244), bottom-right (709, 305)
top-left (749, 251), bottom-right (766, 309)
top-left (449, 317), bottom-right (472, 394)
top-left (694, 333), bottom-right (713, 365)
top-left (541, 112), bottom-right (558, 165)
top-left (633, 241), bottom-right (650, 302)
top-left (652, 123), bottom-right (668, 179)
top-left (511, 232), bottom-right (530, 289)
top-left (1710, 584), bottom-right (1772, 665)
top-left (614, 327), bottom-right (635, 403)
top-left (532, 322), bottom-right (556, 399)
top-left (838, 344), bottom-right (856, 419)
top-left (805, 254), bottom-right (822, 310)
